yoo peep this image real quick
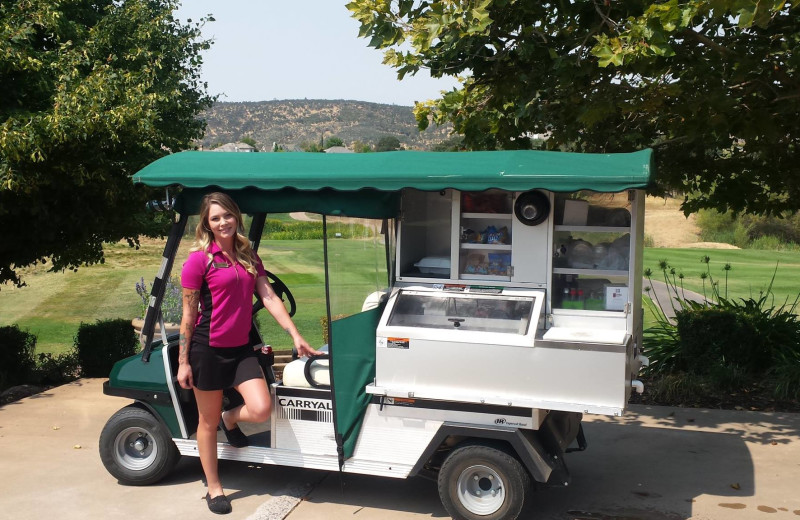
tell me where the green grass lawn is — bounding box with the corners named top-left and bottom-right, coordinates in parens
top-left (0, 234), bottom-right (388, 355)
top-left (643, 248), bottom-right (800, 305)
top-left (0, 240), bottom-right (165, 354)
top-left (3, 238), bottom-right (798, 356)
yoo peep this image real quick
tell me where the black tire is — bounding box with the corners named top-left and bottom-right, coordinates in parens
top-left (99, 405), bottom-right (180, 485)
top-left (438, 443), bottom-right (532, 520)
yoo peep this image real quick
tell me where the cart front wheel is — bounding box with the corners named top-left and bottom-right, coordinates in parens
top-left (438, 443), bottom-right (531, 520)
top-left (99, 405), bottom-right (179, 486)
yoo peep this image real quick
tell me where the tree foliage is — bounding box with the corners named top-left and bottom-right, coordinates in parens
top-left (324, 136), bottom-right (345, 148)
top-left (0, 0), bottom-right (214, 286)
top-left (240, 136), bottom-right (259, 150)
top-left (347, 0), bottom-right (800, 215)
top-left (351, 139), bottom-right (373, 153)
top-left (299, 140), bottom-right (324, 152)
top-left (375, 135), bottom-right (401, 151)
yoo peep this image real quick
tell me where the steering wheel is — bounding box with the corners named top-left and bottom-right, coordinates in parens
top-left (252, 270), bottom-right (297, 317)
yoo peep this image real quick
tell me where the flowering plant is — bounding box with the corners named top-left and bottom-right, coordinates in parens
top-left (135, 276), bottom-right (183, 323)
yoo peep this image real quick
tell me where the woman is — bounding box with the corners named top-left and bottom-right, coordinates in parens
top-left (177, 192), bottom-right (317, 514)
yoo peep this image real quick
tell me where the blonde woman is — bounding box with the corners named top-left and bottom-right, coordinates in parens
top-left (177, 192), bottom-right (317, 514)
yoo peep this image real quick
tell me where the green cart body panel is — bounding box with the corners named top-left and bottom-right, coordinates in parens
top-left (106, 344), bottom-right (181, 437)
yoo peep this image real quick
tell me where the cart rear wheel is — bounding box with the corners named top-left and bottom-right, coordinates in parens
top-left (99, 405), bottom-right (179, 485)
top-left (438, 443), bottom-right (531, 520)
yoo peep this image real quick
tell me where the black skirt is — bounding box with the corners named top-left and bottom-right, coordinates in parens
top-left (189, 341), bottom-right (263, 391)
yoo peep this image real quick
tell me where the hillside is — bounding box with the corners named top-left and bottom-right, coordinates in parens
top-left (200, 99), bottom-right (455, 151)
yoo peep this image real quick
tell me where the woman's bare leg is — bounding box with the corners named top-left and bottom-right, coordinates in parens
top-left (193, 387), bottom-right (225, 497)
top-left (222, 375), bottom-right (271, 428)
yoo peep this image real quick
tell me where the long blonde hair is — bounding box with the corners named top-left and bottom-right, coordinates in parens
top-left (191, 192), bottom-right (259, 277)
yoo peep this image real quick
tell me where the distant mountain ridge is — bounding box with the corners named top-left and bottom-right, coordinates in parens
top-left (200, 99), bottom-right (454, 151)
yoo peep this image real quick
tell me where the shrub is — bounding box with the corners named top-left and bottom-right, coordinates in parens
top-left (743, 212), bottom-right (800, 244)
top-left (33, 351), bottom-right (81, 386)
top-left (641, 295), bottom-right (683, 374)
top-left (697, 208), bottom-right (800, 249)
top-left (74, 319), bottom-right (139, 377)
top-left (136, 276), bottom-right (182, 322)
top-left (749, 235), bottom-right (800, 251)
top-left (643, 258), bottom-right (800, 398)
top-left (675, 307), bottom-right (768, 375)
top-left (773, 348), bottom-right (800, 400)
top-left (696, 209), bottom-right (737, 244)
top-left (0, 325), bottom-right (37, 389)
top-left (645, 372), bottom-right (707, 404)
top-left (707, 362), bottom-right (748, 393)
top-left (320, 314), bottom-right (348, 345)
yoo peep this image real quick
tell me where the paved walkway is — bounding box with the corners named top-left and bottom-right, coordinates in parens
top-left (644, 278), bottom-right (709, 320)
top-left (2, 380), bottom-right (799, 520)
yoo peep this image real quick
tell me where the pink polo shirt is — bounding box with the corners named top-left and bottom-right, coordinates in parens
top-left (181, 243), bottom-right (267, 347)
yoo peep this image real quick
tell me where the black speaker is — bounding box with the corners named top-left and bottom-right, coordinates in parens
top-left (514, 190), bottom-right (550, 226)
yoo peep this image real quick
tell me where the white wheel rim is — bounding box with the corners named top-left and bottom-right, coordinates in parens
top-left (113, 426), bottom-right (158, 471)
top-left (456, 464), bottom-right (506, 515)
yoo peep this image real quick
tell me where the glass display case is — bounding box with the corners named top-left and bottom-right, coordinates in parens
top-left (458, 190), bottom-right (513, 281)
top-left (552, 192), bottom-right (633, 312)
top-left (387, 290), bottom-right (535, 335)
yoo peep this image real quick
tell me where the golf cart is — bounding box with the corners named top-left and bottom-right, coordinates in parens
top-left (100, 149), bottom-right (653, 520)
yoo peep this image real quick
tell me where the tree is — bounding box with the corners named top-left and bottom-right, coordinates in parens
top-left (375, 135), bottom-right (401, 152)
top-left (351, 140), bottom-right (372, 153)
top-left (432, 135), bottom-right (466, 152)
top-left (347, 1), bottom-right (800, 216)
top-left (0, 0), bottom-right (214, 286)
top-left (324, 136), bottom-right (344, 149)
top-left (299, 140), bottom-right (323, 152)
top-left (240, 136), bottom-right (259, 151)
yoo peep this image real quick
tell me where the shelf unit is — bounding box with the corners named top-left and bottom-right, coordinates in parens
top-left (554, 225), bottom-right (629, 233)
top-left (462, 212), bottom-right (512, 220)
top-left (553, 268), bottom-right (628, 277)
top-left (457, 192), bottom-right (514, 280)
top-left (461, 243), bottom-right (512, 251)
top-left (551, 193), bottom-right (637, 315)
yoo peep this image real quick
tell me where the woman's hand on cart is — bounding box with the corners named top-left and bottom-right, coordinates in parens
top-left (294, 337), bottom-right (321, 358)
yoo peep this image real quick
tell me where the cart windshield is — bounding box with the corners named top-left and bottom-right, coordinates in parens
top-left (325, 216), bottom-right (394, 325)
top-left (249, 214), bottom-right (394, 350)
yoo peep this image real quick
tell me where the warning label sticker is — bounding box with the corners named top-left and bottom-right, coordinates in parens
top-left (387, 337), bottom-right (410, 349)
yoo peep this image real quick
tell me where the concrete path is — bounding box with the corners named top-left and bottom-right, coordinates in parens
top-left (644, 278), bottom-right (708, 320)
top-left (0, 379), bottom-right (321, 520)
top-left (289, 406), bottom-right (800, 519)
top-left (2, 380), bottom-right (799, 520)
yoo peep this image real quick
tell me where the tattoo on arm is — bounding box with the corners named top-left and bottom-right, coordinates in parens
top-left (179, 334), bottom-right (189, 364)
top-left (179, 290), bottom-right (200, 364)
top-left (263, 284), bottom-right (275, 302)
top-left (184, 290), bottom-right (200, 310)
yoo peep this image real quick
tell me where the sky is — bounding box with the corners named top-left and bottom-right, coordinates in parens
top-left (174, 1), bottom-right (461, 106)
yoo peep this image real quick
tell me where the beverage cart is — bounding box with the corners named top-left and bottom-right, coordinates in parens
top-left (100, 149), bottom-right (653, 520)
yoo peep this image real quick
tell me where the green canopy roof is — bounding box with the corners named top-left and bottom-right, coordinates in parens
top-left (133, 149), bottom-right (653, 193)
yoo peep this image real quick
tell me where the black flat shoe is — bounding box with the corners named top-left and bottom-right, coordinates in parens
top-left (205, 493), bottom-right (232, 515)
top-left (219, 417), bottom-right (249, 448)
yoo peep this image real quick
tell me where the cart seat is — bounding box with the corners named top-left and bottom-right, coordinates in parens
top-left (282, 356), bottom-right (330, 388)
